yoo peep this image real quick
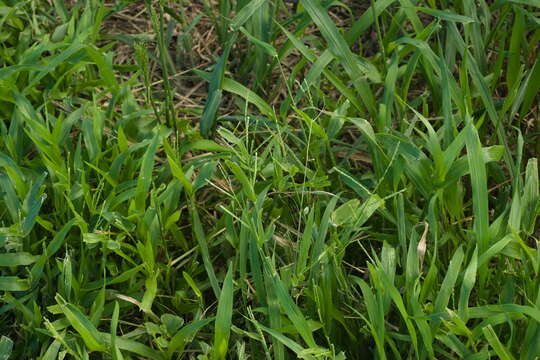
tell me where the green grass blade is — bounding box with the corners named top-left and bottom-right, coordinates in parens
top-left (55, 295), bottom-right (106, 352)
top-left (200, 33), bottom-right (237, 137)
top-left (168, 318), bottom-right (214, 356)
top-left (465, 123), bottom-right (490, 255)
top-left (191, 202), bottom-right (221, 298)
top-left (458, 247), bottom-right (478, 321)
top-left (0, 277), bottom-right (30, 291)
top-left (483, 325), bottom-right (515, 360)
top-left (432, 246), bottom-right (464, 329)
top-left (230, 0), bottom-right (267, 30)
top-left (212, 264), bottom-right (234, 360)
top-left (0, 253), bottom-right (35, 267)
top-left (111, 301), bottom-right (123, 360)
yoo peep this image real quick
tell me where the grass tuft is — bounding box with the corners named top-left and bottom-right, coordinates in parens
top-left (0, 0), bottom-right (539, 358)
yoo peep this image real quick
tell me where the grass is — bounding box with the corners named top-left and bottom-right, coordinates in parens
top-left (0, 0), bottom-right (539, 358)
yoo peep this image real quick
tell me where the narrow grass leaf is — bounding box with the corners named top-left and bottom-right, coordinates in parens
top-left (56, 295), bottom-right (106, 352)
top-left (191, 203), bottom-right (220, 297)
top-left (483, 325), bottom-right (515, 360)
top-left (111, 301), bottom-right (123, 360)
top-left (168, 318), bottom-right (214, 356)
top-left (271, 268), bottom-right (317, 348)
top-left (256, 322), bottom-right (315, 360)
top-left (414, 7), bottom-right (475, 23)
top-left (0, 253), bottom-right (35, 267)
top-left (432, 246), bottom-right (464, 329)
top-left (465, 123), bottom-right (490, 254)
top-left (507, 7), bottom-right (524, 90)
top-left (212, 264), bottom-right (234, 360)
top-left (0, 277), bottom-right (29, 291)
top-left (200, 35), bottom-right (237, 137)
top-left (458, 247), bottom-right (478, 320)
top-left (230, 0), bottom-right (267, 30)
top-left (196, 70), bottom-right (274, 119)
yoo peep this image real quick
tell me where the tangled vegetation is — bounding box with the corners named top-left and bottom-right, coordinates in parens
top-left (0, 0), bottom-right (539, 359)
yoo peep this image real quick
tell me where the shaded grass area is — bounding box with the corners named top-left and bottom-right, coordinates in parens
top-left (0, 0), bottom-right (539, 359)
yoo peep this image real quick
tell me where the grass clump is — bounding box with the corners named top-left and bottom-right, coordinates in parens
top-left (0, 0), bottom-right (539, 359)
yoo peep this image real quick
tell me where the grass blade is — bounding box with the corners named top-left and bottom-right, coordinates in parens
top-left (212, 264), bottom-right (234, 360)
top-left (465, 123), bottom-right (490, 255)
